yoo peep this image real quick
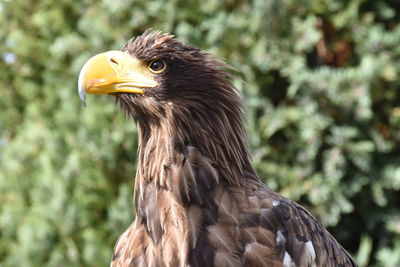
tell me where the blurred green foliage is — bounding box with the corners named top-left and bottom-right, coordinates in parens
top-left (1, 0), bottom-right (399, 266)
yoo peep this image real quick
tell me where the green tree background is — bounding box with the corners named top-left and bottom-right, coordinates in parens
top-left (1, 0), bottom-right (399, 266)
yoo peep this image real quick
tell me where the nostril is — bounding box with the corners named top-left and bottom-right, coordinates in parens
top-left (110, 58), bottom-right (118, 65)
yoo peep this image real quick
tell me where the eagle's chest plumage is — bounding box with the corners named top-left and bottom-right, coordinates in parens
top-left (110, 145), bottom-right (355, 267)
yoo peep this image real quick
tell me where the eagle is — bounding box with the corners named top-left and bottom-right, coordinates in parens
top-left (78, 30), bottom-right (357, 267)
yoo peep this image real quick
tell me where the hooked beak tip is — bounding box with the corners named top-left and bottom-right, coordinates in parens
top-left (79, 88), bottom-right (87, 107)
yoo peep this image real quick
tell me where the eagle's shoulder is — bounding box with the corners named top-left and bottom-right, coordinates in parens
top-left (234, 177), bottom-right (357, 267)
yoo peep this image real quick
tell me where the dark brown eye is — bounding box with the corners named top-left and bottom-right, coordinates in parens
top-left (149, 59), bottom-right (166, 73)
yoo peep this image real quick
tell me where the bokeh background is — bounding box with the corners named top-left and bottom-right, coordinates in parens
top-left (1, 0), bottom-right (400, 266)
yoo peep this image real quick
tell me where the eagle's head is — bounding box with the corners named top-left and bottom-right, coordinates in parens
top-left (78, 30), bottom-right (250, 183)
top-left (78, 30), bottom-right (239, 126)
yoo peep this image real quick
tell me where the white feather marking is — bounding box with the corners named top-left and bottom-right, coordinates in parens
top-left (283, 251), bottom-right (295, 267)
top-left (305, 241), bottom-right (317, 267)
top-left (245, 243), bottom-right (252, 253)
top-left (272, 200), bottom-right (281, 207)
top-left (276, 229), bottom-right (286, 245)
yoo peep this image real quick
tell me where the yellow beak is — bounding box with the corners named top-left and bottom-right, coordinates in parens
top-left (78, 51), bottom-right (157, 106)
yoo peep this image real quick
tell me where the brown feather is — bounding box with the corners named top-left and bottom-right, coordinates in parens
top-left (188, 205), bottom-right (204, 248)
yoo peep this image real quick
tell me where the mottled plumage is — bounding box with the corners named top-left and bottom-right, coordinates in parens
top-left (81, 30), bottom-right (357, 267)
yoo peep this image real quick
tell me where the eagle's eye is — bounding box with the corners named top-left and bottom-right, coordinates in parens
top-left (149, 59), bottom-right (166, 74)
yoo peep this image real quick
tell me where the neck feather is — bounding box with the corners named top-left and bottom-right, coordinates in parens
top-left (131, 94), bottom-right (254, 187)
